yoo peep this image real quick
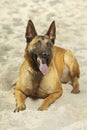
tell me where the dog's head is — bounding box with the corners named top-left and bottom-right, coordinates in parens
top-left (25, 20), bottom-right (56, 75)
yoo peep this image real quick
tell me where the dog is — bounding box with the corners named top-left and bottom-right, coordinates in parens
top-left (14, 20), bottom-right (80, 112)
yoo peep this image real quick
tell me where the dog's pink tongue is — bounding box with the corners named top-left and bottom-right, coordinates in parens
top-left (37, 57), bottom-right (49, 75)
top-left (39, 63), bottom-right (49, 75)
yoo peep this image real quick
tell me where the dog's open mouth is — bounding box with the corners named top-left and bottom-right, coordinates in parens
top-left (37, 57), bottom-right (49, 75)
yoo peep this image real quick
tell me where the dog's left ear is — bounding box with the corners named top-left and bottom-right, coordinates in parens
top-left (46, 21), bottom-right (56, 44)
top-left (25, 20), bottom-right (37, 43)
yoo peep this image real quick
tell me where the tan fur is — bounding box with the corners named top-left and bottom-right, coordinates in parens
top-left (14, 20), bottom-right (80, 112)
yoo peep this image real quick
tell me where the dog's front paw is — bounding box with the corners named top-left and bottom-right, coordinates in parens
top-left (38, 105), bottom-right (48, 111)
top-left (14, 104), bottom-right (26, 112)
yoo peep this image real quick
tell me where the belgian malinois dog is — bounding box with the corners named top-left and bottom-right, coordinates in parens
top-left (14, 20), bottom-right (80, 112)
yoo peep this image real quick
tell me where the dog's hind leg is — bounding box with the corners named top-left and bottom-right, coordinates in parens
top-left (64, 50), bottom-right (80, 94)
top-left (70, 61), bottom-right (80, 94)
top-left (38, 86), bottom-right (63, 111)
top-left (14, 88), bottom-right (27, 112)
top-left (71, 76), bottom-right (80, 94)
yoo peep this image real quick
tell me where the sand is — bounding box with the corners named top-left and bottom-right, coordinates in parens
top-left (0, 0), bottom-right (87, 129)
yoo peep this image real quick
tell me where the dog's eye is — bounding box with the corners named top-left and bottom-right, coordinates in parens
top-left (47, 42), bottom-right (52, 48)
top-left (35, 41), bottom-right (41, 48)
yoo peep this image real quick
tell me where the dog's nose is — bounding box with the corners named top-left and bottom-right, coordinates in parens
top-left (42, 51), bottom-right (49, 58)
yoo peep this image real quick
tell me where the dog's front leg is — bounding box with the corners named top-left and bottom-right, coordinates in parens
top-left (14, 88), bottom-right (27, 112)
top-left (38, 87), bottom-right (63, 111)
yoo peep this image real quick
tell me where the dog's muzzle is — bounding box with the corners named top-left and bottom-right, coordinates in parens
top-left (41, 51), bottom-right (50, 59)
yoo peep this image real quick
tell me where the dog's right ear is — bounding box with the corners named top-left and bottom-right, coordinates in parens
top-left (25, 20), bottom-right (37, 43)
top-left (46, 21), bottom-right (56, 44)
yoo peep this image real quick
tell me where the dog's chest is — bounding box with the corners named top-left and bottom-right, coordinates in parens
top-left (31, 72), bottom-right (43, 95)
top-left (26, 67), bottom-right (58, 97)
top-left (24, 69), bottom-right (44, 96)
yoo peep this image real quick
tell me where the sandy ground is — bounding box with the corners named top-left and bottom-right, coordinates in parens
top-left (0, 0), bottom-right (87, 129)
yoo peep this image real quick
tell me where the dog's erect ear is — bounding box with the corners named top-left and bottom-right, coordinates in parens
top-left (46, 21), bottom-right (56, 44)
top-left (25, 20), bottom-right (37, 43)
